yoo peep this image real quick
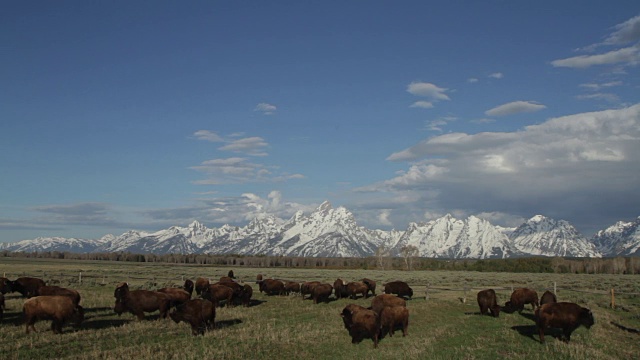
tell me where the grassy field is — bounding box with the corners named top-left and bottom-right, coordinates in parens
top-left (0, 257), bottom-right (639, 359)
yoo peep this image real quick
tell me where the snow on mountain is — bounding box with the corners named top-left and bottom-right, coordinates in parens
top-left (392, 214), bottom-right (518, 259)
top-left (2, 203), bottom-right (635, 258)
top-left (510, 215), bottom-right (601, 257)
top-left (592, 217), bottom-right (640, 256)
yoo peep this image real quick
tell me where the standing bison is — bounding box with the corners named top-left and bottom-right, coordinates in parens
top-left (380, 305), bottom-right (409, 337)
top-left (10, 277), bottom-right (46, 298)
top-left (362, 278), bottom-right (377, 297)
top-left (170, 299), bottom-right (215, 335)
top-left (346, 282), bottom-right (369, 300)
top-left (340, 304), bottom-right (380, 348)
top-left (23, 295), bottom-right (84, 334)
top-left (201, 284), bottom-right (234, 307)
top-left (157, 287), bottom-right (191, 308)
top-left (371, 294), bottom-right (407, 315)
top-left (113, 283), bottom-right (170, 320)
top-left (194, 277), bottom-right (210, 296)
top-left (240, 284), bottom-right (253, 307)
top-left (38, 286), bottom-right (81, 307)
top-left (333, 279), bottom-right (348, 299)
top-left (535, 302), bottom-right (594, 343)
top-left (259, 279), bottom-right (286, 296)
top-left (301, 281), bottom-right (321, 299)
top-left (312, 283), bottom-right (333, 304)
top-left (540, 290), bottom-right (557, 305)
top-left (477, 289), bottom-right (500, 317)
top-left (504, 288), bottom-right (539, 313)
top-left (384, 281), bottom-right (413, 299)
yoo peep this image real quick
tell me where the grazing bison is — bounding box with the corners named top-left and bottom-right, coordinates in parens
top-left (170, 299), bottom-right (215, 335)
top-left (38, 286), bottom-right (81, 307)
top-left (535, 302), bottom-right (594, 343)
top-left (260, 279), bottom-right (285, 296)
top-left (362, 278), bottom-right (377, 297)
top-left (301, 281), bottom-right (321, 299)
top-left (23, 295), bottom-right (84, 334)
top-left (384, 281), bottom-right (413, 299)
top-left (380, 305), bottom-right (409, 337)
top-left (157, 287), bottom-right (191, 307)
top-left (340, 305), bottom-right (380, 348)
top-left (195, 277), bottom-right (210, 296)
top-left (201, 284), bottom-right (234, 307)
top-left (284, 281), bottom-right (301, 295)
top-left (11, 277), bottom-right (46, 298)
top-left (240, 284), bottom-right (253, 307)
top-left (540, 290), bottom-right (557, 305)
top-left (113, 283), bottom-right (170, 320)
top-left (477, 289), bottom-right (500, 317)
top-left (346, 282), bottom-right (369, 300)
top-left (183, 279), bottom-right (195, 296)
top-left (504, 288), bottom-right (539, 313)
top-left (370, 294), bottom-right (406, 315)
top-left (312, 284), bottom-right (333, 304)
top-left (334, 279), bottom-right (348, 299)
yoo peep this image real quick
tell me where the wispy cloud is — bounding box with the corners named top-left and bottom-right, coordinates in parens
top-left (191, 157), bottom-right (304, 185)
top-left (485, 101), bottom-right (547, 117)
top-left (219, 137), bottom-right (269, 157)
top-left (407, 82), bottom-right (450, 109)
top-left (489, 72), bottom-right (503, 79)
top-left (255, 102), bottom-right (277, 115)
top-left (193, 130), bottom-right (224, 142)
top-left (575, 93), bottom-right (620, 103)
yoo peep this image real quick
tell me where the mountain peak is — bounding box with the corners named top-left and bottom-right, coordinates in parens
top-left (318, 201), bottom-right (333, 212)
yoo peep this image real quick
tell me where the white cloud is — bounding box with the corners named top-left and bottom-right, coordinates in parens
top-left (603, 14), bottom-right (640, 46)
top-left (255, 103), bottom-right (277, 115)
top-left (219, 136), bottom-right (269, 156)
top-left (191, 157), bottom-right (304, 185)
top-left (579, 81), bottom-right (622, 91)
top-left (407, 82), bottom-right (450, 102)
top-left (552, 45), bottom-right (640, 68)
top-left (489, 72), bottom-right (503, 79)
top-left (193, 130), bottom-right (224, 142)
top-left (575, 93), bottom-right (620, 103)
top-left (485, 101), bottom-right (547, 117)
top-left (410, 101), bottom-right (434, 109)
top-left (467, 78), bottom-right (479, 83)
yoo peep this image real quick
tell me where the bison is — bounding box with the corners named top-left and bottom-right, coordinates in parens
top-left (157, 287), bottom-right (191, 307)
top-left (383, 281), bottom-right (413, 299)
top-left (504, 288), bottom-right (539, 314)
top-left (340, 304), bottom-right (369, 330)
top-left (334, 279), bottom-right (348, 299)
top-left (240, 284), bottom-right (253, 307)
top-left (113, 282), bottom-right (170, 320)
top-left (0, 294), bottom-right (4, 320)
top-left (312, 283), bottom-right (333, 304)
top-left (201, 284), bottom-right (234, 307)
top-left (0, 277), bottom-right (11, 294)
top-left (219, 276), bottom-right (234, 283)
top-left (301, 281), bottom-right (321, 299)
top-left (10, 277), bottom-right (46, 298)
top-left (260, 279), bottom-right (285, 296)
top-left (540, 290), bottom-right (557, 305)
top-left (380, 305), bottom-right (409, 337)
top-left (284, 281), bottom-right (301, 295)
top-left (477, 289), bottom-right (500, 317)
top-left (183, 279), bottom-right (195, 296)
top-left (346, 282), bottom-right (369, 300)
top-left (227, 269), bottom-right (235, 279)
top-left (38, 286), bottom-right (81, 307)
top-left (535, 302), bottom-right (594, 343)
top-left (23, 295), bottom-right (84, 334)
top-left (340, 304), bottom-right (380, 348)
top-left (370, 294), bottom-right (406, 315)
top-left (362, 278), bottom-right (377, 297)
top-left (195, 277), bottom-right (210, 296)
top-left (170, 299), bottom-right (216, 335)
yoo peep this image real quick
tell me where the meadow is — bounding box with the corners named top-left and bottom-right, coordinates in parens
top-left (0, 257), bottom-right (639, 359)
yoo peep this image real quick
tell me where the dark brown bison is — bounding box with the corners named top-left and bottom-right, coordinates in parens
top-left (362, 278), bottom-right (377, 297)
top-left (214, 281), bottom-right (245, 306)
top-left (312, 283), bottom-right (333, 304)
top-left (260, 279), bottom-right (285, 296)
top-left (170, 299), bottom-right (215, 335)
top-left (38, 286), bottom-right (81, 307)
top-left (383, 281), bottom-right (413, 299)
top-left (219, 276), bottom-right (234, 283)
top-left (340, 304), bottom-right (369, 330)
top-left (540, 290), bottom-right (557, 305)
top-left (240, 284), bottom-right (253, 307)
top-left (201, 284), bottom-right (234, 307)
top-left (195, 277), bottom-right (210, 296)
top-left (157, 287), bottom-right (191, 307)
top-left (183, 279), bottom-right (194, 296)
top-left (535, 302), bottom-right (594, 343)
top-left (334, 279), bottom-right (348, 299)
top-left (284, 281), bottom-right (301, 295)
top-left (0, 293), bottom-right (4, 320)
top-left (256, 274), bottom-right (263, 284)
top-left (370, 294), bottom-right (407, 315)
top-left (301, 281), bottom-right (321, 299)
top-left (477, 289), bottom-right (500, 317)
top-left (504, 288), bottom-right (539, 313)
top-left (23, 295), bottom-right (84, 334)
top-left (11, 277), bottom-right (46, 298)
top-left (380, 305), bottom-right (409, 337)
top-left (346, 282), bottom-right (369, 299)
top-left (227, 269), bottom-right (235, 279)
top-left (113, 282), bottom-right (170, 320)
top-left (0, 277), bottom-right (11, 294)
top-left (340, 304), bottom-right (380, 348)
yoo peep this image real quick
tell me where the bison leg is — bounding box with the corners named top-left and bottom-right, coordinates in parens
top-left (538, 326), bottom-right (546, 343)
top-left (25, 317), bottom-right (37, 334)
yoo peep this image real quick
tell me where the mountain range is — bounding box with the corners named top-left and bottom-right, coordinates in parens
top-left (2, 201), bottom-right (639, 259)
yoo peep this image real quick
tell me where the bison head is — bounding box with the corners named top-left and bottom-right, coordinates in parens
top-left (114, 299), bottom-right (126, 316)
top-left (581, 308), bottom-right (595, 329)
top-left (114, 283), bottom-right (129, 300)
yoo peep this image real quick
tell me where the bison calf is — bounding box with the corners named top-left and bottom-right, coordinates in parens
top-left (340, 305), bottom-right (379, 348)
top-left (23, 295), bottom-right (84, 334)
top-left (380, 305), bottom-right (409, 337)
top-left (536, 302), bottom-right (594, 343)
top-left (477, 289), bottom-right (500, 317)
top-left (170, 299), bottom-right (215, 335)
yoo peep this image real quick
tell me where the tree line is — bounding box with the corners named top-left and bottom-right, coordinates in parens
top-left (1, 250), bottom-right (639, 275)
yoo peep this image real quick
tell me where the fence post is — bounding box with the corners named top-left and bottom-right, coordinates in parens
top-left (554, 281), bottom-right (557, 295)
top-left (425, 283), bottom-right (430, 301)
top-left (463, 285), bottom-right (469, 304)
top-left (611, 288), bottom-right (615, 309)
top-left (79, 272), bottom-right (82, 285)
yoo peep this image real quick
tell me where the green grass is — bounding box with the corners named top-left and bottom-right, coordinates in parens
top-left (0, 258), bottom-right (639, 359)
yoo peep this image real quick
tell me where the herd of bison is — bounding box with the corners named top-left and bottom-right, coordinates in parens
top-left (0, 270), bottom-right (595, 348)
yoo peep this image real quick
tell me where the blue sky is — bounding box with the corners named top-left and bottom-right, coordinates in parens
top-left (2, 1), bottom-right (640, 242)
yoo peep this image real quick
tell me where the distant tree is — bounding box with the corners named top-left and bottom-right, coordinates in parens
top-left (400, 245), bottom-right (419, 271)
top-left (375, 245), bottom-right (390, 270)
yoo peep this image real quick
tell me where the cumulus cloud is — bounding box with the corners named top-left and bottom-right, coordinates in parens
top-left (255, 102), bottom-right (277, 115)
top-left (485, 101), bottom-right (547, 117)
top-left (219, 136), bottom-right (269, 156)
top-left (407, 82), bottom-right (450, 108)
top-left (375, 103), bottom-right (640, 235)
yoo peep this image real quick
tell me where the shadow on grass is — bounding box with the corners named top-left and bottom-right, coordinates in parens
top-left (611, 321), bottom-right (640, 334)
top-left (215, 318), bottom-right (242, 329)
top-left (510, 325), bottom-right (539, 342)
top-left (82, 318), bottom-right (131, 330)
top-left (247, 299), bottom-right (266, 307)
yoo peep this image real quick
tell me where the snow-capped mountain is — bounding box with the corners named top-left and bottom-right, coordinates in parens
top-left (391, 215), bottom-right (518, 259)
top-left (510, 215), bottom-right (600, 257)
top-left (592, 217), bottom-right (640, 256)
top-left (2, 203), bottom-right (638, 258)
